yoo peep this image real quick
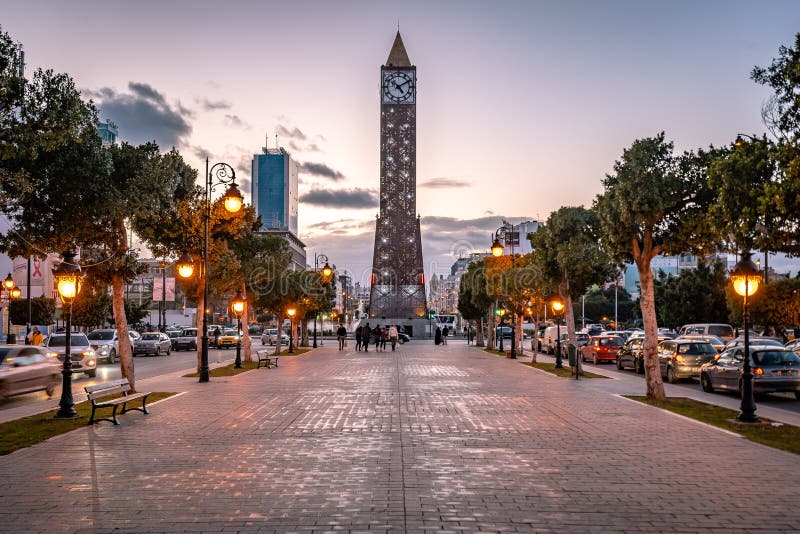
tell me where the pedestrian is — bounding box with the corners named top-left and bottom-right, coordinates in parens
top-left (27, 326), bottom-right (43, 346)
top-left (467, 325), bottom-right (472, 345)
top-left (213, 326), bottom-right (221, 349)
top-left (388, 324), bottom-right (399, 351)
top-left (363, 323), bottom-right (370, 352)
top-left (442, 325), bottom-right (449, 345)
top-left (354, 325), bottom-right (362, 351)
top-left (373, 325), bottom-right (382, 352)
top-left (435, 326), bottom-right (442, 345)
top-left (380, 326), bottom-right (389, 351)
top-left (337, 323), bottom-right (347, 351)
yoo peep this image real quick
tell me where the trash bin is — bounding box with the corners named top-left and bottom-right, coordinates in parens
top-left (567, 344), bottom-right (577, 367)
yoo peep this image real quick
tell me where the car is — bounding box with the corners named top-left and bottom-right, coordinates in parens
top-left (657, 339), bottom-right (718, 383)
top-left (0, 344), bottom-right (61, 401)
top-left (217, 329), bottom-right (241, 349)
top-left (261, 328), bottom-right (289, 345)
top-left (601, 330), bottom-right (630, 341)
top-left (679, 323), bottom-right (735, 342)
top-left (86, 328), bottom-right (136, 363)
top-left (676, 334), bottom-right (725, 353)
top-left (580, 335), bottom-right (624, 364)
top-left (724, 337), bottom-right (784, 351)
top-left (43, 332), bottom-right (97, 377)
top-left (785, 338), bottom-right (800, 354)
top-left (616, 337), bottom-right (644, 372)
top-left (700, 346), bottom-right (800, 398)
top-left (174, 328), bottom-right (198, 351)
top-left (133, 332), bottom-right (172, 356)
top-left (398, 332), bottom-right (410, 344)
top-left (167, 329), bottom-right (181, 350)
top-left (574, 333), bottom-right (590, 347)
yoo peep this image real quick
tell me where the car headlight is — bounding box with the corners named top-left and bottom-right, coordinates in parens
top-left (97, 346), bottom-right (110, 356)
top-left (46, 351), bottom-right (58, 358)
top-left (86, 359), bottom-right (96, 367)
top-left (82, 349), bottom-right (95, 357)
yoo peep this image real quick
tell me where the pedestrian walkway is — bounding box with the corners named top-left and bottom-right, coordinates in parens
top-left (1, 341), bottom-right (799, 533)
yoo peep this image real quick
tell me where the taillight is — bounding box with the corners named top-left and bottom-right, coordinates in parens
top-left (754, 367), bottom-right (764, 376)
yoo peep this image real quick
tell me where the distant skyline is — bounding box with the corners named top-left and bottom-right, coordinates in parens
top-left (3, 1), bottom-right (800, 281)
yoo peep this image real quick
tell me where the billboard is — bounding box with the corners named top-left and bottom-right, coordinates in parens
top-left (152, 277), bottom-right (176, 302)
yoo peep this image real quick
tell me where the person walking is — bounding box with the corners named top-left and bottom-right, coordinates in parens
top-left (442, 325), bottom-right (449, 345)
top-left (434, 326), bottom-right (442, 346)
top-left (213, 326), bottom-right (221, 349)
top-left (337, 323), bottom-right (347, 351)
top-left (388, 325), bottom-right (399, 351)
top-left (363, 323), bottom-right (370, 352)
top-left (354, 325), bottom-right (362, 351)
top-left (373, 325), bottom-right (382, 352)
top-left (380, 326), bottom-right (389, 351)
top-left (27, 326), bottom-right (43, 346)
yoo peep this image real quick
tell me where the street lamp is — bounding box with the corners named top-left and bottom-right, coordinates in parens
top-left (2, 275), bottom-right (21, 344)
top-left (230, 289), bottom-right (246, 369)
top-left (730, 251), bottom-right (761, 422)
top-left (175, 158), bottom-right (243, 383)
top-left (52, 250), bottom-right (82, 418)
top-left (551, 298), bottom-right (565, 369)
top-left (496, 304), bottom-right (506, 352)
top-left (287, 307), bottom-right (296, 353)
top-left (490, 223), bottom-right (520, 356)
top-left (313, 253), bottom-right (331, 348)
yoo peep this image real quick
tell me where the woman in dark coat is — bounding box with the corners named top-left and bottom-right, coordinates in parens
top-left (434, 326), bottom-right (442, 345)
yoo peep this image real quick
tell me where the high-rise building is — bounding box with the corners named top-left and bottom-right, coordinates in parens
top-left (251, 146), bottom-right (298, 235)
top-left (368, 32), bottom-right (426, 325)
top-left (251, 145), bottom-right (305, 270)
top-left (97, 120), bottom-right (118, 146)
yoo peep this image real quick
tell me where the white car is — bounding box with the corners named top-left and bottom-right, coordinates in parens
top-left (43, 333), bottom-right (97, 377)
top-left (261, 328), bottom-right (290, 345)
top-left (86, 328), bottom-right (136, 363)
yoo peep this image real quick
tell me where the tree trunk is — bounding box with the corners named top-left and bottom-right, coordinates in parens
top-left (638, 263), bottom-right (666, 400)
top-left (476, 317), bottom-right (485, 347)
top-left (515, 313), bottom-right (524, 356)
top-left (241, 281), bottom-right (251, 363)
top-left (301, 319), bottom-right (309, 347)
top-left (487, 311), bottom-right (495, 349)
top-left (274, 313), bottom-right (283, 356)
top-left (565, 292), bottom-right (576, 343)
top-left (111, 273), bottom-right (136, 391)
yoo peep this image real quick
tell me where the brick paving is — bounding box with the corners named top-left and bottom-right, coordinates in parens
top-left (1, 341), bottom-right (799, 533)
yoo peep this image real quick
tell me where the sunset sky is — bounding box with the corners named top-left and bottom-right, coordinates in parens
top-left (4, 0), bottom-right (800, 283)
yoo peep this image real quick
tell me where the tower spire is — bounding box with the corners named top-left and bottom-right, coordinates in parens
top-left (386, 31), bottom-right (411, 68)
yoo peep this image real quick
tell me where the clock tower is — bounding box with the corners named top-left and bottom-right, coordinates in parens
top-left (368, 32), bottom-right (427, 324)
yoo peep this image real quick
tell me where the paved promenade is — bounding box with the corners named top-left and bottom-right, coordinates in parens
top-left (1, 341), bottom-right (799, 533)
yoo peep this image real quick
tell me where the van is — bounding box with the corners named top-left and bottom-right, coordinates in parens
top-left (678, 323), bottom-right (734, 342)
top-left (542, 325), bottom-right (568, 354)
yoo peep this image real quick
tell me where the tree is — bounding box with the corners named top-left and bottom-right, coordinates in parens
top-left (457, 261), bottom-right (492, 347)
top-left (530, 207), bottom-right (613, 351)
top-left (652, 258), bottom-right (729, 330)
top-left (578, 285), bottom-right (635, 328)
top-left (729, 277), bottom-right (800, 332)
top-left (71, 289), bottom-right (112, 328)
top-left (123, 298), bottom-right (151, 326)
top-left (595, 134), bottom-right (718, 400)
top-left (8, 297), bottom-right (54, 326)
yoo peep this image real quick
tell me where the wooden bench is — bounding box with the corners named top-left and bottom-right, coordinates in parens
top-left (84, 378), bottom-right (151, 425)
top-left (256, 350), bottom-right (280, 369)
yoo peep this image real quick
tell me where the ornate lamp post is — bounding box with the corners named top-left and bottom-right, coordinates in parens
top-left (313, 253), bottom-right (332, 348)
top-left (551, 298), bottom-right (565, 369)
top-left (490, 224), bottom-right (520, 357)
top-left (287, 307), bottom-right (297, 353)
top-left (175, 158), bottom-right (243, 383)
top-left (52, 250), bottom-right (82, 418)
top-left (2, 273), bottom-right (21, 344)
top-left (730, 251), bottom-right (762, 422)
top-left (230, 289), bottom-right (246, 369)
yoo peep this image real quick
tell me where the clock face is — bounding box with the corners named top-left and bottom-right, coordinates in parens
top-left (383, 70), bottom-right (415, 104)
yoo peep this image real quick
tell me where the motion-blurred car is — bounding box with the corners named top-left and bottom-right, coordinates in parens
top-left (43, 333), bottom-right (97, 377)
top-left (261, 328), bottom-right (289, 345)
top-left (0, 344), bottom-right (60, 401)
top-left (700, 346), bottom-right (800, 398)
top-left (581, 335), bottom-right (624, 364)
top-left (217, 329), bottom-right (241, 349)
top-left (398, 332), bottom-right (410, 344)
top-left (133, 332), bottom-right (172, 356)
top-left (657, 339), bottom-right (718, 383)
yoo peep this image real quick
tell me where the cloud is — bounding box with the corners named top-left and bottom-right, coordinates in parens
top-left (300, 161), bottom-right (346, 181)
top-left (420, 177), bottom-right (472, 188)
top-left (198, 98), bottom-right (231, 110)
top-left (89, 81), bottom-right (192, 148)
top-left (300, 188), bottom-right (378, 208)
top-left (190, 145), bottom-right (212, 160)
top-left (277, 125), bottom-right (307, 141)
top-left (224, 114), bottom-right (250, 129)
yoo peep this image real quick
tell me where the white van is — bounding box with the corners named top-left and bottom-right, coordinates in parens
top-left (678, 323), bottom-right (734, 342)
top-left (542, 325), bottom-right (568, 354)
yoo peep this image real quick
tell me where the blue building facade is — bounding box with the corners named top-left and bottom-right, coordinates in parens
top-left (251, 147), bottom-right (298, 235)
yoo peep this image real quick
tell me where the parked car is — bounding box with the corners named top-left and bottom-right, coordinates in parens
top-left (616, 337), bottom-right (644, 372)
top-left (542, 325), bottom-right (568, 354)
top-left (679, 323), bottom-right (735, 342)
top-left (133, 332), bottom-right (172, 356)
top-left (700, 346), bottom-right (800, 398)
top-left (398, 332), bottom-right (410, 344)
top-left (43, 333), bottom-right (97, 377)
top-left (261, 328), bottom-right (289, 346)
top-left (0, 344), bottom-right (60, 401)
top-left (167, 330), bottom-right (181, 350)
top-left (785, 338), bottom-right (800, 354)
top-left (676, 334), bottom-right (725, 353)
top-left (217, 329), bottom-right (241, 349)
top-left (86, 328), bottom-right (136, 363)
top-left (601, 330), bottom-right (630, 341)
top-left (657, 339), bottom-right (718, 383)
top-left (574, 333), bottom-right (590, 347)
top-left (174, 328), bottom-right (198, 351)
top-left (580, 335), bottom-right (624, 364)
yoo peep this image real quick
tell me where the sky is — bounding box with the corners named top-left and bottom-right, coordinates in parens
top-left (3, 0), bottom-right (800, 284)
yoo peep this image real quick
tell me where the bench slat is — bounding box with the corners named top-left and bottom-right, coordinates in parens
top-left (85, 378), bottom-right (129, 393)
